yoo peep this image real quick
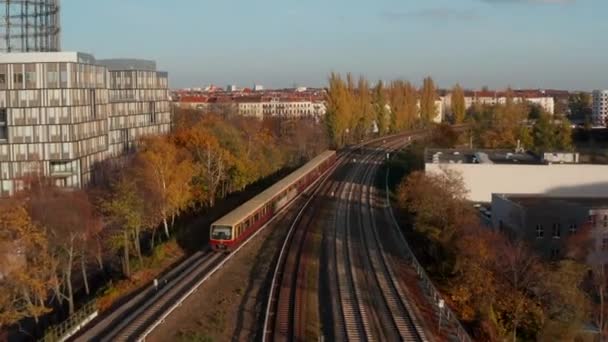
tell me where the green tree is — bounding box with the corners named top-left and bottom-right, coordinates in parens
top-left (533, 112), bottom-right (555, 152)
top-left (569, 92), bottom-right (592, 118)
top-left (451, 83), bottom-right (466, 124)
top-left (419, 76), bottom-right (437, 125)
top-left (554, 118), bottom-right (573, 151)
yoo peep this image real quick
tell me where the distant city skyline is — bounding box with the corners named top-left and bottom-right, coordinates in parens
top-left (63, 0), bottom-right (606, 90)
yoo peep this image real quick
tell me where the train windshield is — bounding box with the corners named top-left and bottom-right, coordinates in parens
top-left (211, 225), bottom-right (232, 241)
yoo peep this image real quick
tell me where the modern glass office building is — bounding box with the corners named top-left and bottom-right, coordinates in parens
top-left (0, 52), bottom-right (171, 195)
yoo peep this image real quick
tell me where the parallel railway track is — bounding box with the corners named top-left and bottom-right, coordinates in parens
top-left (263, 134), bottom-right (429, 341)
top-left (75, 127), bottom-right (469, 342)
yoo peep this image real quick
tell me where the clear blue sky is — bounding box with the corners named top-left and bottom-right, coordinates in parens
top-left (63, 0), bottom-right (606, 90)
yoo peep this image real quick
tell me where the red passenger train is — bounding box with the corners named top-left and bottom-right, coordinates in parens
top-left (209, 150), bottom-right (336, 252)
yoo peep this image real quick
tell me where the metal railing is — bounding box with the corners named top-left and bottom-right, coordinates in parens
top-left (41, 301), bottom-right (98, 342)
top-left (384, 168), bottom-right (472, 342)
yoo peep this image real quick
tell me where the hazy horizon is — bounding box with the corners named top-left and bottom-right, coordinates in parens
top-left (63, 0), bottom-right (606, 91)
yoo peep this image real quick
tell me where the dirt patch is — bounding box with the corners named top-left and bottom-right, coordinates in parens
top-left (146, 197), bottom-right (304, 342)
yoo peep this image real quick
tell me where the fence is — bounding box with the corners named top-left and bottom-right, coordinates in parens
top-left (385, 168), bottom-right (472, 342)
top-left (40, 301), bottom-right (98, 342)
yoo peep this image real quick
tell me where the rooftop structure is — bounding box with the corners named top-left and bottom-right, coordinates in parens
top-left (426, 148), bottom-right (608, 203)
top-left (0, 0), bottom-right (61, 53)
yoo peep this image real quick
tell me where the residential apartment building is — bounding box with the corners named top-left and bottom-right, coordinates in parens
top-left (0, 52), bottom-right (171, 195)
top-left (592, 90), bottom-right (608, 126)
top-left (443, 89), bottom-right (556, 115)
top-left (492, 194), bottom-right (608, 263)
top-left (174, 91), bottom-right (327, 119)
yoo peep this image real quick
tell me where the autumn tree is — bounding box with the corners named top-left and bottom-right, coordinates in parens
top-left (397, 169), bottom-right (477, 275)
top-left (0, 201), bottom-right (53, 328)
top-left (100, 176), bottom-right (146, 278)
top-left (419, 76), bottom-right (437, 125)
top-left (27, 185), bottom-right (102, 315)
top-left (494, 238), bottom-right (543, 341)
top-left (135, 136), bottom-right (194, 239)
top-left (451, 83), bottom-right (466, 124)
top-left (173, 120), bottom-right (228, 208)
top-left (325, 73), bottom-right (354, 148)
top-left (372, 81), bottom-right (390, 135)
top-left (538, 260), bottom-right (590, 341)
top-left (352, 76), bottom-right (374, 142)
top-left (388, 80), bottom-right (418, 131)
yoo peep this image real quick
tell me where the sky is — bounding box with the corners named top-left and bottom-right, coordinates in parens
top-left (62, 0), bottom-right (606, 90)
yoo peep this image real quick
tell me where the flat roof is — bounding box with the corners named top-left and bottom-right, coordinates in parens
top-left (97, 58), bottom-right (157, 71)
top-left (0, 51), bottom-right (96, 64)
top-left (426, 149), bottom-right (542, 165)
top-left (497, 194), bottom-right (608, 209)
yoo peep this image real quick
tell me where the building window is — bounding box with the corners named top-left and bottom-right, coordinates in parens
top-left (602, 238), bottom-right (608, 251)
top-left (536, 224), bottom-right (544, 239)
top-left (569, 224), bottom-right (578, 235)
top-left (13, 72), bottom-right (23, 88)
top-left (0, 108), bottom-right (7, 142)
top-left (550, 248), bottom-right (560, 260)
top-left (553, 223), bottom-right (561, 239)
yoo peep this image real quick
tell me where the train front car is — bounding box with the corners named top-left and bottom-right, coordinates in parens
top-left (208, 150), bottom-right (337, 253)
top-left (210, 224), bottom-right (234, 252)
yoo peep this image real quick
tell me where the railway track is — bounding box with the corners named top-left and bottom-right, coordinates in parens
top-left (333, 138), bottom-right (426, 342)
top-left (76, 129), bottom-right (457, 342)
top-left (100, 252), bottom-right (225, 341)
top-left (263, 134), bottom-right (429, 342)
top-left (73, 249), bottom-right (223, 341)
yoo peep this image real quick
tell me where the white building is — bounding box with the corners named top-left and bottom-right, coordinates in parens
top-left (425, 149), bottom-right (608, 203)
top-left (253, 84), bottom-right (264, 92)
top-left (226, 85), bottom-right (238, 92)
top-left (442, 91), bottom-right (555, 116)
top-left (592, 90), bottom-right (608, 126)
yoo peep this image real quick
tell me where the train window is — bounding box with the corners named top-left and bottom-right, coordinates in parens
top-left (211, 225), bottom-right (232, 240)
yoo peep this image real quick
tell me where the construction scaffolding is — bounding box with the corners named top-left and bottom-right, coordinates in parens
top-left (0, 0), bottom-right (60, 53)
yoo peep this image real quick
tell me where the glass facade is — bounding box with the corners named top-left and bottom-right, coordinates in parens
top-left (0, 59), bottom-right (171, 195)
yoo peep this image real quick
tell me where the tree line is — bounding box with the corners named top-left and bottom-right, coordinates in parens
top-left (325, 73), bottom-right (440, 148)
top-left (397, 169), bottom-right (600, 341)
top-left (0, 110), bottom-right (328, 334)
top-left (465, 94), bottom-right (573, 152)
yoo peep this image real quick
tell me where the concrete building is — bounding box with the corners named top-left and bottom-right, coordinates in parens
top-left (592, 90), bottom-right (608, 126)
top-left (492, 194), bottom-right (608, 262)
top-left (0, 52), bottom-right (171, 195)
top-left (425, 149), bottom-right (608, 203)
top-left (98, 59), bottom-right (171, 158)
